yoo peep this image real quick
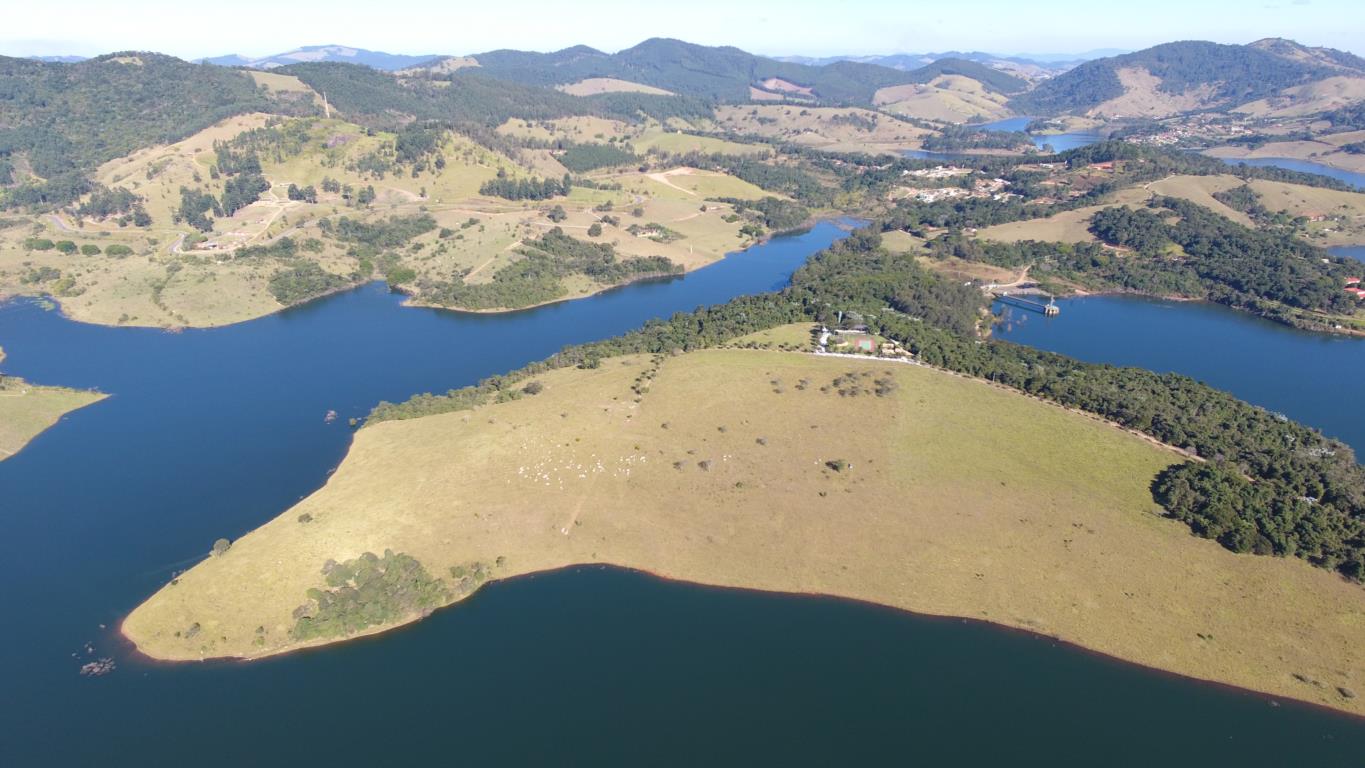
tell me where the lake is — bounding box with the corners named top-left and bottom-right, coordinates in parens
top-left (974, 116), bottom-right (1105, 153)
top-left (3, 221), bottom-right (1364, 765)
top-left (1212, 156), bottom-right (1365, 191)
top-left (993, 294), bottom-right (1365, 453)
top-left (903, 116), bottom-right (1104, 161)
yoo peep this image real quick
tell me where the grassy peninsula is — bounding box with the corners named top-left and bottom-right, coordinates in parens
top-left (123, 342), bottom-right (1364, 715)
top-left (0, 349), bottom-right (105, 460)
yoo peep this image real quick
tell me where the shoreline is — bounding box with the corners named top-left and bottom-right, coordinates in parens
top-left (1, 218), bottom-right (840, 328)
top-left (119, 559), bottom-right (1365, 722)
top-left (119, 346), bottom-right (1365, 718)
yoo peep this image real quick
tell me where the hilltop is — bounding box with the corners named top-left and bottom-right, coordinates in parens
top-left (1013, 39), bottom-right (1365, 117)
top-left (202, 44), bottom-right (442, 72)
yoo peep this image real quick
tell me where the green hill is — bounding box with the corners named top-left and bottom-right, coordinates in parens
top-left (904, 57), bottom-right (1029, 94)
top-left (1012, 40), bottom-right (1356, 115)
top-left (450, 37), bottom-right (926, 104)
top-left (0, 53), bottom-right (279, 207)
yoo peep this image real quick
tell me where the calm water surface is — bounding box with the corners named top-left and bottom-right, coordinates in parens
top-left (3, 221), bottom-right (1364, 765)
top-left (1213, 156), bottom-right (1365, 190)
top-left (994, 295), bottom-right (1365, 453)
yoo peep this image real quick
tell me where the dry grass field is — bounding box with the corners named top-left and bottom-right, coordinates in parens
top-left (124, 344), bottom-right (1365, 716)
top-left (1248, 180), bottom-right (1365, 244)
top-left (630, 129), bottom-right (767, 157)
top-left (874, 75), bottom-right (1014, 123)
top-left (558, 78), bottom-right (673, 97)
top-left (1234, 76), bottom-right (1365, 118)
top-left (0, 350), bottom-right (105, 460)
top-left (1147, 175), bottom-right (1254, 225)
top-left (6, 113), bottom-right (772, 326)
top-left (714, 105), bottom-right (930, 153)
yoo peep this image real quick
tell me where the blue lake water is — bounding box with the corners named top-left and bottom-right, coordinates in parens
top-left (903, 117), bottom-right (1104, 160)
top-left (1332, 245), bottom-right (1365, 263)
top-left (3, 220), bottom-right (1364, 764)
top-left (974, 116), bottom-right (1105, 153)
top-left (994, 295), bottom-right (1365, 453)
top-left (1213, 156), bottom-right (1365, 191)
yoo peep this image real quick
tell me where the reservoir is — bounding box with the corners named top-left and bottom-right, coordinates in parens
top-left (1212, 156), bottom-right (1365, 191)
top-left (2, 222), bottom-right (1364, 764)
top-left (993, 294), bottom-right (1365, 453)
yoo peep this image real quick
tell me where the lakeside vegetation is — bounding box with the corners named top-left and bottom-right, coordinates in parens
top-left (367, 227), bottom-right (1365, 581)
top-left (123, 340), bottom-right (1364, 715)
top-left (415, 227), bottom-right (681, 311)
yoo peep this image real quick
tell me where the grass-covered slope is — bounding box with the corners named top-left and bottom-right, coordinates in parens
top-left (0, 350), bottom-right (105, 460)
top-left (1013, 40), bottom-right (1355, 115)
top-left (123, 345), bottom-right (1365, 715)
top-left (0, 53), bottom-right (279, 206)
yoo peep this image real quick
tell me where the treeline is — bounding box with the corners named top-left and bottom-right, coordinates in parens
top-left (479, 172), bottom-right (572, 200)
top-left (320, 213), bottom-right (437, 249)
top-left (75, 184), bottom-right (150, 226)
top-left (558, 143), bottom-right (638, 173)
top-left (174, 143), bottom-right (270, 230)
top-left (368, 223), bottom-right (1365, 580)
top-left (0, 53), bottom-right (282, 210)
top-left (267, 261), bottom-right (352, 304)
top-left (713, 196), bottom-right (811, 232)
top-left (1089, 198), bottom-right (1355, 315)
top-left (920, 126), bottom-right (1031, 152)
top-left (417, 227), bottom-right (679, 311)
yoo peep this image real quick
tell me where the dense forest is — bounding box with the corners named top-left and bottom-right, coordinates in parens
top-left (0, 53), bottom-right (281, 210)
top-left (369, 224), bottom-right (1365, 582)
top-left (920, 125), bottom-right (1032, 152)
top-left (464, 38), bottom-right (923, 104)
top-left (1087, 198), bottom-right (1355, 315)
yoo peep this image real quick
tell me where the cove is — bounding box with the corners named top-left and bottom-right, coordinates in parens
top-left (1, 220), bottom-right (1363, 764)
top-left (1213, 156), bottom-right (1365, 191)
top-left (993, 295), bottom-right (1365, 453)
top-left (903, 116), bottom-right (1103, 161)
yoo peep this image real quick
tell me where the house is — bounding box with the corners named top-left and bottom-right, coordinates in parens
top-left (1346, 277), bottom-right (1361, 286)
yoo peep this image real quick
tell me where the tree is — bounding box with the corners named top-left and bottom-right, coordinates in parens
top-left (587, 222), bottom-right (603, 238)
top-left (547, 205), bottom-right (567, 223)
top-left (211, 538), bottom-right (232, 556)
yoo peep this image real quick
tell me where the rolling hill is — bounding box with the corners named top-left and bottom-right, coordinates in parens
top-left (422, 38), bottom-right (946, 105)
top-left (202, 44), bottom-right (442, 72)
top-left (1012, 39), bottom-right (1365, 117)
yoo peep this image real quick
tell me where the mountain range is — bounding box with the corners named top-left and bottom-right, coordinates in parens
top-left (200, 44), bottom-right (440, 71)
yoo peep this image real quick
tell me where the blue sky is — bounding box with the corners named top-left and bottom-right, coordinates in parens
top-left (2, 0), bottom-right (1361, 59)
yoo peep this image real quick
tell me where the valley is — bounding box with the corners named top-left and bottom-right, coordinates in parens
top-left (4, 21), bottom-right (1365, 764)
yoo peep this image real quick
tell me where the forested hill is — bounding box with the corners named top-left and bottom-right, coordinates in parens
top-left (1012, 39), bottom-right (1362, 115)
top-left (281, 62), bottom-right (714, 127)
top-left (0, 53), bottom-right (279, 203)
top-left (903, 58), bottom-right (1029, 94)
top-left (432, 38), bottom-right (936, 104)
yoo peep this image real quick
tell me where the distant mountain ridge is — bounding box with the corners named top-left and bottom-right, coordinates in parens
top-left (413, 38), bottom-right (1028, 105)
top-left (1012, 39), bottom-right (1365, 116)
top-left (202, 44), bottom-right (441, 72)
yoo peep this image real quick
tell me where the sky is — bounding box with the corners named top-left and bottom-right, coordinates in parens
top-left (2, 0), bottom-right (1362, 60)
